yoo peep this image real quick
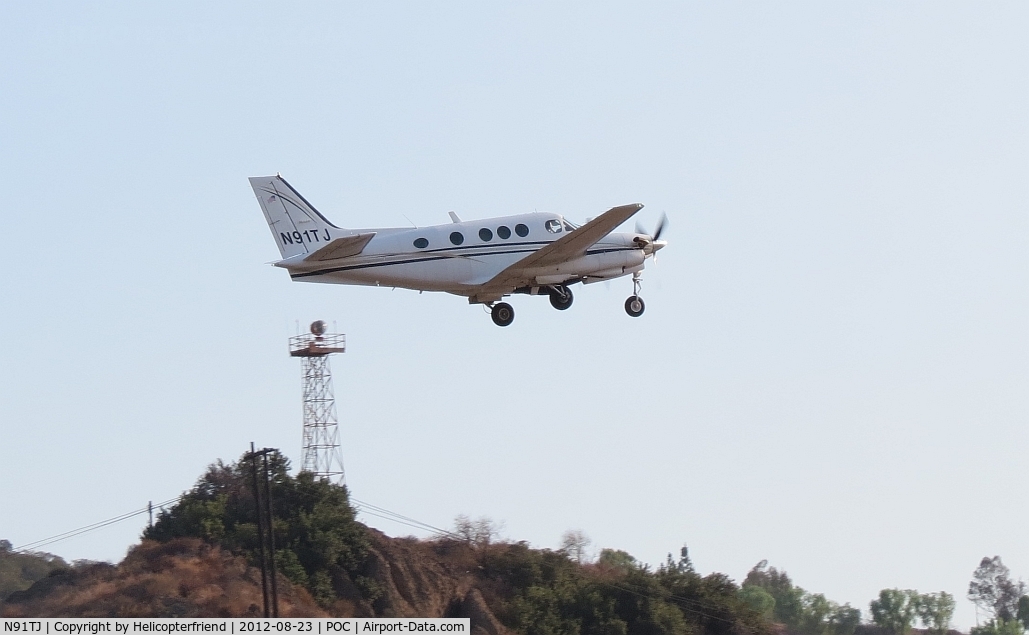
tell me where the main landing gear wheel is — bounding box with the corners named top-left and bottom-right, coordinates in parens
top-left (625, 295), bottom-right (645, 317)
top-left (549, 285), bottom-right (573, 310)
top-left (491, 302), bottom-right (515, 327)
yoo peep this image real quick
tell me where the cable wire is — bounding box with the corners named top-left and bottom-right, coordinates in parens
top-left (13, 495), bottom-right (182, 553)
top-left (351, 497), bottom-right (460, 539)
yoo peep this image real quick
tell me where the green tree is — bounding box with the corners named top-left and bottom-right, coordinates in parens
top-left (597, 549), bottom-right (639, 574)
top-left (144, 451), bottom-right (369, 608)
top-left (744, 560), bottom-right (805, 628)
top-left (739, 585), bottom-right (776, 621)
top-left (970, 557), bottom-right (1027, 623)
top-left (870, 589), bottom-right (917, 635)
top-left (485, 543), bottom-right (768, 635)
top-left (801, 593), bottom-right (833, 635)
top-left (828, 604), bottom-right (862, 635)
top-left (914, 592), bottom-right (956, 635)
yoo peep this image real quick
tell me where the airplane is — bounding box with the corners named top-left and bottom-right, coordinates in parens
top-left (250, 174), bottom-right (667, 327)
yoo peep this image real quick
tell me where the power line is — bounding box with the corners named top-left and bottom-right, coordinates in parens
top-left (13, 495), bottom-right (182, 554)
top-left (12, 492), bottom-right (459, 557)
top-left (351, 497), bottom-right (460, 539)
top-left (12, 491), bottom-right (458, 556)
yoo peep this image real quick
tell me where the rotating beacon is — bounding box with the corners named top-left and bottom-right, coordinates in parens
top-left (289, 320), bottom-right (347, 484)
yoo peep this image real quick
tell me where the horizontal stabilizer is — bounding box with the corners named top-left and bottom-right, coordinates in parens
top-left (304, 233), bottom-right (376, 262)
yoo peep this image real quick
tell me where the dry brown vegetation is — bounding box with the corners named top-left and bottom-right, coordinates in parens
top-left (1, 531), bottom-right (506, 633)
top-left (1, 538), bottom-right (325, 618)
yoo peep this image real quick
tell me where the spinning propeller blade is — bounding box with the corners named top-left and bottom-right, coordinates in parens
top-left (633, 214), bottom-right (666, 241)
top-left (634, 213), bottom-right (669, 263)
top-left (653, 212), bottom-right (667, 241)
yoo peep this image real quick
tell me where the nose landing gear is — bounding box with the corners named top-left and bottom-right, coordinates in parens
top-left (625, 295), bottom-right (645, 317)
top-left (624, 272), bottom-right (646, 317)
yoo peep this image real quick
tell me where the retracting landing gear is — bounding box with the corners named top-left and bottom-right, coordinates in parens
top-left (490, 302), bottom-right (515, 327)
top-left (625, 272), bottom-right (646, 317)
top-left (548, 285), bottom-right (573, 310)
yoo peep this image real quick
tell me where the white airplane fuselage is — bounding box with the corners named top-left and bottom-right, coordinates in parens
top-left (277, 212), bottom-right (647, 296)
top-left (251, 174), bottom-right (665, 325)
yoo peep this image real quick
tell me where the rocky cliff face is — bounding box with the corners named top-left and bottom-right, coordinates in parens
top-left (338, 530), bottom-right (508, 635)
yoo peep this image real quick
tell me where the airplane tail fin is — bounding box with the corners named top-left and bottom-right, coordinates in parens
top-left (249, 175), bottom-right (344, 259)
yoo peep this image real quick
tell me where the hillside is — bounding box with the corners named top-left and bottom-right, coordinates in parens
top-left (2, 526), bottom-right (759, 635)
top-left (1, 538), bottom-right (323, 618)
top-left (0, 451), bottom-right (783, 634)
top-left (0, 541), bottom-right (69, 600)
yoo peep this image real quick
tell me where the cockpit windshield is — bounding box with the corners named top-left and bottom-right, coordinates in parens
top-left (546, 217), bottom-right (578, 234)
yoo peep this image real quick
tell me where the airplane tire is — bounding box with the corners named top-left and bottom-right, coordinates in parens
top-left (491, 302), bottom-right (515, 327)
top-left (549, 286), bottom-right (573, 310)
top-left (624, 295), bottom-right (645, 317)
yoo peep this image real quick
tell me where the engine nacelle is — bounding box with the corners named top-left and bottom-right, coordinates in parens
top-left (528, 249), bottom-right (645, 284)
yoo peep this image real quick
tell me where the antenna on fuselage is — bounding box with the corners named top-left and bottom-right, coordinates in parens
top-left (448, 211), bottom-right (462, 223)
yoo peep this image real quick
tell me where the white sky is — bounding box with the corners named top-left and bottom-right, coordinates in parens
top-left (1, 2), bottom-right (1026, 629)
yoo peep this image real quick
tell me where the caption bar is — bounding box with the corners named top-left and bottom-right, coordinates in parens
top-left (3, 620), bottom-right (469, 634)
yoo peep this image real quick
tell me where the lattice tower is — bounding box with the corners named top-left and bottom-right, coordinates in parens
top-left (289, 321), bottom-right (346, 484)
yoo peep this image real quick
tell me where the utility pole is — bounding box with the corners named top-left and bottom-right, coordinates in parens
top-left (247, 444), bottom-right (280, 618)
top-left (261, 452), bottom-right (280, 618)
top-left (248, 442), bottom-right (270, 617)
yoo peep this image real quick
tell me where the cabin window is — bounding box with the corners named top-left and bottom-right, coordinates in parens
top-left (515, 223), bottom-right (529, 237)
top-left (497, 225), bottom-right (511, 239)
top-left (479, 228), bottom-right (493, 241)
top-left (413, 237), bottom-right (429, 249)
top-left (449, 231), bottom-right (464, 245)
top-left (545, 219), bottom-right (563, 234)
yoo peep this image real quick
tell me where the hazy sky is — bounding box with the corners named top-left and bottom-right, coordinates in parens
top-left (1, 2), bottom-right (1026, 628)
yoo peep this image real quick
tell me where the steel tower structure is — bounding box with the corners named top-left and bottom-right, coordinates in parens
top-left (289, 321), bottom-right (346, 484)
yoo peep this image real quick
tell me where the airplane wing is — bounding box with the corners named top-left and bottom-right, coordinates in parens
top-left (469, 203), bottom-right (643, 302)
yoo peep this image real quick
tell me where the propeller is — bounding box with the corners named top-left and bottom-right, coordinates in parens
top-left (633, 212), bottom-right (668, 258)
top-left (653, 213), bottom-right (667, 241)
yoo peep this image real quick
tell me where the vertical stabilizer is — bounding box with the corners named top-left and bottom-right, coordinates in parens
top-left (249, 175), bottom-right (344, 259)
